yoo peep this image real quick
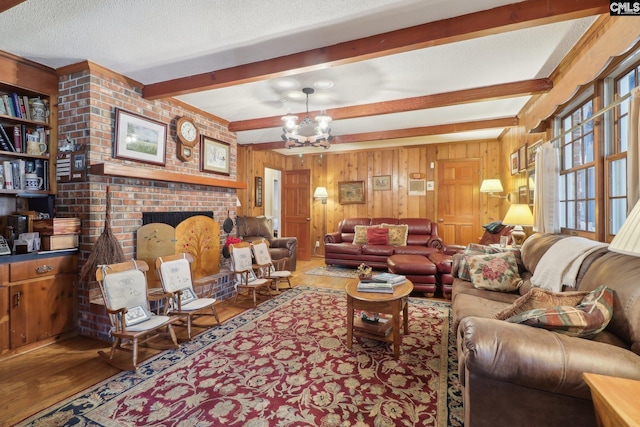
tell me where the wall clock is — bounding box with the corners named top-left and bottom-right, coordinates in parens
top-left (176, 116), bottom-right (199, 162)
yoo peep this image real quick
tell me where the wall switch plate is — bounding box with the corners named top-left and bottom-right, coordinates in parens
top-left (315, 240), bottom-right (320, 248)
top-left (427, 181), bottom-right (435, 191)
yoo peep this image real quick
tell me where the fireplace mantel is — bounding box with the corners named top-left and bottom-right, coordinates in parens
top-left (90, 163), bottom-right (247, 189)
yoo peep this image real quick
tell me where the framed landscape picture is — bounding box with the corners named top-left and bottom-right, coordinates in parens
top-left (200, 136), bottom-right (230, 175)
top-left (373, 175), bottom-right (391, 191)
top-left (114, 108), bottom-right (167, 166)
top-left (338, 181), bottom-right (366, 204)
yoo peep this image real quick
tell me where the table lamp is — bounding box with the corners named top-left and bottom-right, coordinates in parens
top-left (608, 199), bottom-right (640, 256)
top-left (502, 204), bottom-right (533, 247)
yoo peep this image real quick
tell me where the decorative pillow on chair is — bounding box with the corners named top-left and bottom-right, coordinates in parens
top-left (493, 287), bottom-right (590, 320)
top-left (381, 224), bottom-right (408, 246)
top-left (353, 225), bottom-right (371, 245)
top-left (366, 227), bottom-right (389, 245)
top-left (505, 285), bottom-right (614, 338)
top-left (466, 251), bottom-right (522, 292)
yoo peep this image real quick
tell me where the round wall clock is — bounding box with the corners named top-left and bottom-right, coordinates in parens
top-left (176, 116), bottom-right (200, 147)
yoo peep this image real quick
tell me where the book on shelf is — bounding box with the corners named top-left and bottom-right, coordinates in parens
top-left (357, 281), bottom-right (394, 293)
top-left (0, 125), bottom-right (15, 152)
top-left (10, 93), bottom-right (21, 118)
top-left (0, 93), bottom-right (7, 115)
top-left (3, 161), bottom-right (13, 190)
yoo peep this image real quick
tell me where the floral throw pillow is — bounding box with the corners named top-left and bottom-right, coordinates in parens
top-left (505, 285), bottom-right (614, 338)
top-left (457, 244), bottom-right (502, 281)
top-left (381, 224), bottom-right (408, 246)
top-left (353, 225), bottom-right (370, 245)
top-left (466, 251), bottom-right (522, 292)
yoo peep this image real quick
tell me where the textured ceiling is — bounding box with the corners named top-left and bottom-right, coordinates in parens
top-left (0, 0), bottom-right (600, 154)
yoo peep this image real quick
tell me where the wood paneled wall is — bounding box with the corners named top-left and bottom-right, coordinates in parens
top-left (239, 139), bottom-right (504, 253)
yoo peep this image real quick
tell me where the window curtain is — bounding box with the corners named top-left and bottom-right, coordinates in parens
top-left (628, 86), bottom-right (640, 213)
top-left (533, 141), bottom-right (560, 233)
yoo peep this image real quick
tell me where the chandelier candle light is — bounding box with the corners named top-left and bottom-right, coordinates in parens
top-left (282, 88), bottom-right (332, 149)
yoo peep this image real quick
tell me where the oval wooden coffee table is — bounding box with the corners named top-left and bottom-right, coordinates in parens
top-left (345, 279), bottom-right (413, 358)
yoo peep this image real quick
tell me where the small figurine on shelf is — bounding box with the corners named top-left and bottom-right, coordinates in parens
top-left (357, 263), bottom-right (372, 280)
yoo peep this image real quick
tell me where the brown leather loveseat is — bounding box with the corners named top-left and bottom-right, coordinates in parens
top-left (236, 216), bottom-right (298, 271)
top-left (453, 233), bottom-right (640, 427)
top-left (323, 217), bottom-right (443, 270)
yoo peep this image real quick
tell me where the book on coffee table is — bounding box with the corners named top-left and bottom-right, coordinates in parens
top-left (357, 281), bottom-right (394, 293)
top-left (372, 272), bottom-right (407, 284)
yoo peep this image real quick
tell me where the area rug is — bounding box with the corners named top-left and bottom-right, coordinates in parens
top-left (304, 266), bottom-right (360, 278)
top-left (19, 286), bottom-right (462, 427)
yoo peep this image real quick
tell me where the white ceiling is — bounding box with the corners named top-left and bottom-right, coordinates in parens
top-left (0, 0), bottom-right (599, 155)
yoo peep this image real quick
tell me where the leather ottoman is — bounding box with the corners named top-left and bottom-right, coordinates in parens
top-left (428, 252), bottom-right (454, 299)
top-left (387, 254), bottom-right (437, 297)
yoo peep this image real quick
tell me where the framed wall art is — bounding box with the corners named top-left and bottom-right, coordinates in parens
top-left (200, 136), bottom-right (230, 175)
top-left (338, 181), bottom-right (366, 204)
top-left (527, 139), bottom-right (542, 169)
top-left (518, 144), bottom-right (527, 173)
top-left (510, 151), bottom-right (519, 175)
top-left (519, 185), bottom-right (528, 204)
top-left (114, 108), bottom-right (167, 166)
top-left (373, 175), bottom-right (391, 191)
top-left (255, 176), bottom-right (263, 207)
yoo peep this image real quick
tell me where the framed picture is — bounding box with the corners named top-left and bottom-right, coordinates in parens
top-left (518, 144), bottom-right (527, 173)
top-left (255, 176), bottom-right (263, 207)
top-left (373, 175), bottom-right (391, 191)
top-left (338, 181), bottom-right (366, 204)
top-left (519, 185), bottom-right (528, 204)
top-left (200, 136), bottom-right (230, 175)
top-left (114, 108), bottom-right (167, 166)
top-left (510, 151), bottom-right (519, 175)
top-left (527, 139), bottom-right (542, 169)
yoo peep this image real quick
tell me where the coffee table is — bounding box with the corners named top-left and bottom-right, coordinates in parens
top-left (345, 279), bottom-right (413, 358)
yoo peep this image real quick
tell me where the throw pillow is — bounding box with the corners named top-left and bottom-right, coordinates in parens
top-left (381, 223), bottom-right (408, 246)
top-left (493, 287), bottom-right (590, 320)
top-left (466, 251), bottom-right (522, 292)
top-left (482, 220), bottom-right (505, 234)
top-left (457, 244), bottom-right (502, 281)
top-left (353, 225), bottom-right (370, 245)
top-left (505, 285), bottom-right (614, 338)
top-left (366, 227), bottom-right (389, 245)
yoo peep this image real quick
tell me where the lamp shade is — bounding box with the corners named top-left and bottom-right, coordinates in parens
top-left (608, 199), bottom-right (640, 256)
top-left (313, 187), bottom-right (329, 203)
top-left (502, 204), bottom-right (534, 227)
top-left (480, 179), bottom-right (504, 193)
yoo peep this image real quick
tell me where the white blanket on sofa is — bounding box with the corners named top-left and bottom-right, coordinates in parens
top-left (531, 237), bottom-right (608, 292)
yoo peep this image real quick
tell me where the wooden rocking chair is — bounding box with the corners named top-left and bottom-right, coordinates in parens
top-left (156, 253), bottom-right (220, 340)
top-left (229, 241), bottom-right (272, 307)
top-left (251, 238), bottom-right (292, 292)
top-left (96, 259), bottom-right (179, 370)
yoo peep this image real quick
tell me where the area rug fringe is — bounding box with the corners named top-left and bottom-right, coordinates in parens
top-left (18, 286), bottom-right (462, 426)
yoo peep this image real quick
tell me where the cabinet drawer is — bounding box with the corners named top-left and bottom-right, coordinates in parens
top-left (9, 255), bottom-right (78, 282)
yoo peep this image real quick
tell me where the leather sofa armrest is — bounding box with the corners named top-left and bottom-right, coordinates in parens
top-left (458, 317), bottom-right (640, 400)
top-left (427, 236), bottom-right (444, 252)
top-left (324, 232), bottom-right (341, 244)
top-left (444, 244), bottom-right (465, 255)
top-left (451, 253), bottom-right (464, 278)
top-left (271, 237), bottom-right (297, 271)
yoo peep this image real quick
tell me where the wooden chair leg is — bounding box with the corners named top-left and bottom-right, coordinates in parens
top-left (210, 306), bottom-right (220, 324)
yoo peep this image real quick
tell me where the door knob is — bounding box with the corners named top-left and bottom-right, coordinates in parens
top-left (437, 218), bottom-right (444, 222)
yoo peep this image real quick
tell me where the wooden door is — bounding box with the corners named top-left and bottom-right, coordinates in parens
top-left (437, 160), bottom-right (481, 246)
top-left (283, 169), bottom-right (311, 261)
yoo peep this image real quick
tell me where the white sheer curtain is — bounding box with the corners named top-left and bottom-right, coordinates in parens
top-left (533, 141), bottom-right (560, 233)
top-left (627, 86), bottom-right (640, 213)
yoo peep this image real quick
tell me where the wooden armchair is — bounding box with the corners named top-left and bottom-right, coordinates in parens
top-left (96, 259), bottom-right (179, 370)
top-left (156, 253), bottom-right (220, 340)
top-left (229, 241), bottom-right (272, 307)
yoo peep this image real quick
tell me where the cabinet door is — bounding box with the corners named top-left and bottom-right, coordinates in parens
top-left (9, 274), bottom-right (77, 348)
top-left (0, 287), bottom-right (9, 353)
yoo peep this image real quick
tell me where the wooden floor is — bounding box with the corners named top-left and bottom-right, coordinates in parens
top-left (0, 257), bottom-right (436, 426)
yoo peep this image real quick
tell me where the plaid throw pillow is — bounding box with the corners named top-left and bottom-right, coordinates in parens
top-left (493, 287), bottom-right (590, 320)
top-left (506, 285), bottom-right (614, 338)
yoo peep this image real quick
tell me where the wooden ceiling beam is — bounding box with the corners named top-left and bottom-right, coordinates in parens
top-left (229, 79), bottom-right (550, 132)
top-left (142, 0), bottom-right (606, 100)
top-left (250, 117), bottom-right (518, 150)
top-left (0, 0), bottom-right (26, 13)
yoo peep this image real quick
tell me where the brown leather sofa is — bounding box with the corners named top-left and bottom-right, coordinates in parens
top-left (323, 217), bottom-right (443, 270)
top-left (236, 216), bottom-right (298, 271)
top-left (452, 233), bottom-right (640, 427)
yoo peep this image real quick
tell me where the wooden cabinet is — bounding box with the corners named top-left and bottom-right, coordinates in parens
top-left (0, 253), bottom-right (77, 356)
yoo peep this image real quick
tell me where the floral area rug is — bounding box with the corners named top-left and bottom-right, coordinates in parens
top-left (20, 287), bottom-right (462, 427)
top-left (304, 266), bottom-right (360, 278)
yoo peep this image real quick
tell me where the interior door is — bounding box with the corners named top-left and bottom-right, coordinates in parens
top-left (437, 160), bottom-right (481, 246)
top-left (282, 169), bottom-right (311, 261)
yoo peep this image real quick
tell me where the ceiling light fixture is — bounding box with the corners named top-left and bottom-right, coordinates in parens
top-left (282, 87), bottom-right (332, 149)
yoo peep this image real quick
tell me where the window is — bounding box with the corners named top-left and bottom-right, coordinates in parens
top-left (558, 98), bottom-right (596, 232)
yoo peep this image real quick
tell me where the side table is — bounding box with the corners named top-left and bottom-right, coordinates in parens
top-left (582, 372), bottom-right (640, 426)
top-left (345, 280), bottom-right (413, 358)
